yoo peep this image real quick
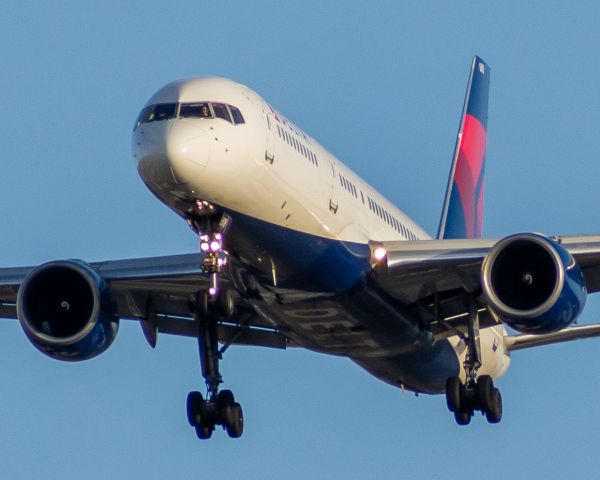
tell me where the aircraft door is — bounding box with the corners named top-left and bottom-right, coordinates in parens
top-left (328, 160), bottom-right (339, 214)
top-left (260, 102), bottom-right (275, 164)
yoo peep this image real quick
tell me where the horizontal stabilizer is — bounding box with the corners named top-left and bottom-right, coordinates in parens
top-left (505, 324), bottom-right (600, 351)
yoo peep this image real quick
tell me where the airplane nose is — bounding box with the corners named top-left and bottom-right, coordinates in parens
top-left (136, 121), bottom-right (211, 189)
top-left (166, 123), bottom-right (211, 170)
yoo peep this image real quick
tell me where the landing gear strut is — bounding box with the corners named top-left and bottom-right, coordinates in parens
top-left (199, 232), bottom-right (227, 298)
top-left (186, 219), bottom-right (243, 439)
top-left (445, 300), bottom-right (503, 425)
top-left (186, 289), bottom-right (243, 439)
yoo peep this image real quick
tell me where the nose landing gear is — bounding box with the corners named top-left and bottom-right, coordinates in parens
top-left (199, 232), bottom-right (227, 298)
top-left (186, 289), bottom-right (244, 439)
top-left (186, 214), bottom-right (243, 439)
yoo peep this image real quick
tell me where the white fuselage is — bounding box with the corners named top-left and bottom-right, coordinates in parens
top-left (133, 77), bottom-right (510, 391)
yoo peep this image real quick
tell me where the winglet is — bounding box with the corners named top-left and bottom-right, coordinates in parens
top-left (437, 56), bottom-right (490, 239)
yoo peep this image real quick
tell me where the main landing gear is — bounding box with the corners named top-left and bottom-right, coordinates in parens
top-left (187, 221), bottom-right (244, 439)
top-left (445, 301), bottom-right (503, 425)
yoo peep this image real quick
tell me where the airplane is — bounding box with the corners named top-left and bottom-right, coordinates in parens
top-left (2, 55), bottom-right (600, 440)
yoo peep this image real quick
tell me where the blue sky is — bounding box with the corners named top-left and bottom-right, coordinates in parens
top-left (1, 1), bottom-right (600, 478)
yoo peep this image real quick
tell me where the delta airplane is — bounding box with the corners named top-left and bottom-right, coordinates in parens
top-left (2, 56), bottom-right (600, 439)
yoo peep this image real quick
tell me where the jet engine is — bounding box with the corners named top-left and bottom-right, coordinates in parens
top-left (481, 233), bottom-right (586, 334)
top-left (16, 260), bottom-right (118, 361)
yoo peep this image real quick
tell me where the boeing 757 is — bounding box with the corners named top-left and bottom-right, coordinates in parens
top-left (2, 56), bottom-right (600, 439)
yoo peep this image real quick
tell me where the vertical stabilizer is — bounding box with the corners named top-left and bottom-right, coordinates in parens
top-left (437, 56), bottom-right (490, 239)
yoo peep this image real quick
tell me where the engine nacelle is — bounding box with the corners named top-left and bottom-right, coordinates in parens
top-left (481, 233), bottom-right (586, 334)
top-left (17, 260), bottom-right (119, 361)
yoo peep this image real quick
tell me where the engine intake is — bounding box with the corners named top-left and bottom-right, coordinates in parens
top-left (17, 260), bottom-right (118, 361)
top-left (481, 233), bottom-right (586, 334)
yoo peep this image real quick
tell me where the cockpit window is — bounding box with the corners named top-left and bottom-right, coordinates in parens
top-left (135, 105), bottom-right (153, 128)
top-left (153, 103), bottom-right (177, 121)
top-left (212, 103), bottom-right (232, 123)
top-left (229, 106), bottom-right (245, 125)
top-left (179, 102), bottom-right (212, 119)
top-left (134, 103), bottom-right (177, 128)
top-left (135, 101), bottom-right (246, 129)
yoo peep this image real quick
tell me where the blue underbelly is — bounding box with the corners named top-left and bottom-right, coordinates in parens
top-left (226, 208), bottom-right (372, 292)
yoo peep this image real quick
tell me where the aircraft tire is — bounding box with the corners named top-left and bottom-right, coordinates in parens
top-left (476, 375), bottom-right (494, 412)
top-left (217, 389), bottom-right (235, 426)
top-left (445, 377), bottom-right (461, 412)
top-left (217, 288), bottom-right (235, 317)
top-left (226, 402), bottom-right (244, 438)
top-left (195, 424), bottom-right (213, 440)
top-left (187, 391), bottom-right (205, 427)
top-left (454, 410), bottom-right (471, 426)
top-left (485, 388), bottom-right (503, 424)
top-left (195, 290), bottom-right (210, 317)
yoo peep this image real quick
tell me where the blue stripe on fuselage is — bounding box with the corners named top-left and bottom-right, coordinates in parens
top-left (224, 208), bottom-right (372, 292)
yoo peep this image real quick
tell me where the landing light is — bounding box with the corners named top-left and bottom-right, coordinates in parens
top-left (373, 247), bottom-right (387, 261)
top-left (210, 241), bottom-right (221, 252)
top-left (200, 242), bottom-right (210, 252)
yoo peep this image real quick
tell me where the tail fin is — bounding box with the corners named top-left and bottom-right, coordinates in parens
top-left (437, 56), bottom-right (490, 239)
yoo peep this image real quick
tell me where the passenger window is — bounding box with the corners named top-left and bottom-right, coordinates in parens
top-left (212, 103), bottom-right (233, 123)
top-left (180, 103), bottom-right (212, 119)
top-left (229, 106), bottom-right (245, 124)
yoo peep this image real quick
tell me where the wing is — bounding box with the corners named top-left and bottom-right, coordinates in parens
top-left (371, 234), bottom-right (600, 342)
top-left (4, 234), bottom-right (600, 352)
top-left (0, 253), bottom-right (287, 350)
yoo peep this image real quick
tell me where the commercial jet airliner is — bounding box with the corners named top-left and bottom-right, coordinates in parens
top-left (3, 56), bottom-right (600, 439)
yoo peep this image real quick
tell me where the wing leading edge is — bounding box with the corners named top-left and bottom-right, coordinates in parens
top-left (371, 234), bottom-right (600, 344)
top-left (0, 253), bottom-right (287, 350)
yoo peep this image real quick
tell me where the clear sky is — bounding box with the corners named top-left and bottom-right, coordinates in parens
top-left (1, 1), bottom-right (600, 478)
